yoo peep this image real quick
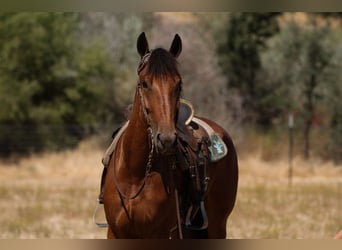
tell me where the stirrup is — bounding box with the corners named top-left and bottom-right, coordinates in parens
top-left (185, 201), bottom-right (208, 230)
top-left (93, 199), bottom-right (108, 228)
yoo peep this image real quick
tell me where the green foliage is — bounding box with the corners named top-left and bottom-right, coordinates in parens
top-left (0, 13), bottom-right (112, 155)
top-left (329, 104), bottom-right (342, 163)
top-left (219, 13), bottom-right (281, 127)
top-left (218, 12), bottom-right (342, 162)
top-left (263, 16), bottom-right (337, 159)
top-left (1, 12), bottom-right (340, 163)
top-left (223, 13), bottom-right (280, 89)
top-left (0, 12), bottom-right (154, 156)
top-left (325, 30), bottom-right (342, 164)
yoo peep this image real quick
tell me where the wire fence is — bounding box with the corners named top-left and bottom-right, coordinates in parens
top-left (0, 123), bottom-right (119, 156)
top-left (0, 120), bottom-right (341, 164)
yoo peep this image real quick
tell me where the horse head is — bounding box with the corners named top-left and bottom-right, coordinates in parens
top-left (136, 32), bottom-right (182, 155)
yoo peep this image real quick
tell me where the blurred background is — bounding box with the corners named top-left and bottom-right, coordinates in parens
top-left (0, 12), bottom-right (341, 162)
top-left (0, 12), bottom-right (341, 238)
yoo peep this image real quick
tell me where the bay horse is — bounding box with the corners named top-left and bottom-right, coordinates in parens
top-left (102, 32), bottom-right (238, 239)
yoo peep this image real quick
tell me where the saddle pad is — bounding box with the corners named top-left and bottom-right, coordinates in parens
top-left (102, 121), bottom-right (129, 167)
top-left (192, 117), bottom-right (228, 162)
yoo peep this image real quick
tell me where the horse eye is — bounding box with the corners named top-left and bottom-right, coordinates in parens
top-left (176, 81), bottom-right (182, 93)
top-left (141, 81), bottom-right (148, 89)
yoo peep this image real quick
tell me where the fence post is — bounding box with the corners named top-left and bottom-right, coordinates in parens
top-left (288, 112), bottom-right (294, 187)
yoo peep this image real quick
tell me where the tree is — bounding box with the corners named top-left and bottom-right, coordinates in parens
top-left (219, 13), bottom-right (281, 128)
top-left (77, 13), bottom-right (154, 126)
top-left (302, 19), bottom-right (332, 159)
top-left (0, 13), bottom-right (107, 155)
top-left (324, 23), bottom-right (342, 164)
top-left (260, 14), bottom-right (337, 160)
top-left (0, 13), bottom-right (155, 156)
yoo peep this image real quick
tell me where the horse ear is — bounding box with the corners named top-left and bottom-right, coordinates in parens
top-left (137, 32), bottom-right (149, 57)
top-left (169, 34), bottom-right (182, 58)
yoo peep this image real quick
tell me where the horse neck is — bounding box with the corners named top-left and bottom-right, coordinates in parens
top-left (120, 90), bottom-right (151, 178)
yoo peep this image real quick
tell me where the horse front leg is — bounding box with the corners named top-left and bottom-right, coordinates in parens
top-left (107, 227), bottom-right (116, 239)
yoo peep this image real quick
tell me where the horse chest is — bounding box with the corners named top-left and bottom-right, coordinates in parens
top-left (107, 173), bottom-right (177, 238)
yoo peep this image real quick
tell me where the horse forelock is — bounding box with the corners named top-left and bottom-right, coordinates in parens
top-left (146, 48), bottom-right (180, 79)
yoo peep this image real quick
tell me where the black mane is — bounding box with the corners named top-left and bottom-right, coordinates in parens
top-left (147, 48), bottom-right (180, 78)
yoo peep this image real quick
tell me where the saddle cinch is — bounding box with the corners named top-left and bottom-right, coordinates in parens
top-left (97, 99), bottom-right (228, 230)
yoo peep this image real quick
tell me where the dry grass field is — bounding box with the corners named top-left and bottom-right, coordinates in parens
top-left (0, 138), bottom-right (341, 239)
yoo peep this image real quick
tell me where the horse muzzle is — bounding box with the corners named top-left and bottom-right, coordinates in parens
top-left (156, 132), bottom-right (177, 155)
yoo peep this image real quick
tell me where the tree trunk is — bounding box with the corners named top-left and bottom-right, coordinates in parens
top-left (304, 119), bottom-right (311, 159)
top-left (303, 74), bottom-right (315, 160)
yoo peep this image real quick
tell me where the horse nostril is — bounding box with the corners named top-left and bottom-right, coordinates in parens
top-left (156, 133), bottom-right (163, 146)
top-left (157, 132), bottom-right (177, 149)
top-left (170, 133), bottom-right (177, 146)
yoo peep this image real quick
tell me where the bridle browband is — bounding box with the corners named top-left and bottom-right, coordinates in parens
top-left (137, 51), bottom-right (152, 74)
